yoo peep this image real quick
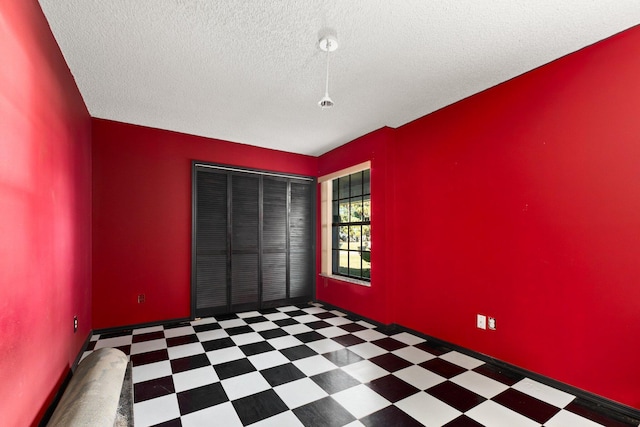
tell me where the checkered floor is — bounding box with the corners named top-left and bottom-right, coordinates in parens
top-left (85, 303), bottom-right (637, 427)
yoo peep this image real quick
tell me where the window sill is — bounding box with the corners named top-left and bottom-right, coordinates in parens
top-left (320, 274), bottom-right (371, 288)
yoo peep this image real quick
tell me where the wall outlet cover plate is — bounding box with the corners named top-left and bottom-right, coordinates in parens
top-left (477, 314), bottom-right (487, 329)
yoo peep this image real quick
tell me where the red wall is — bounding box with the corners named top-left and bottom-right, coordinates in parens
top-left (316, 128), bottom-right (394, 324)
top-left (315, 26), bottom-right (640, 410)
top-left (92, 119), bottom-right (318, 329)
top-left (0, 2), bottom-right (92, 426)
top-left (390, 26), bottom-right (640, 409)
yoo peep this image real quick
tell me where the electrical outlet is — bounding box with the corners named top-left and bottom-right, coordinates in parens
top-left (488, 317), bottom-right (496, 330)
top-left (138, 294), bottom-right (145, 304)
top-left (73, 315), bottom-right (78, 333)
top-left (476, 314), bottom-right (487, 330)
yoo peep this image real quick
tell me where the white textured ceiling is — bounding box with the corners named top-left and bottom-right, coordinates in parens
top-left (39, 1), bottom-right (640, 156)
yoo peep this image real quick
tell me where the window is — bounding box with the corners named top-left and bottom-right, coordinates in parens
top-left (319, 161), bottom-right (371, 285)
top-left (332, 169), bottom-right (371, 281)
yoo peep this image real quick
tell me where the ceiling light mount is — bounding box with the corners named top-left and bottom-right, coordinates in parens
top-left (318, 35), bottom-right (338, 109)
top-left (319, 35), bottom-right (338, 53)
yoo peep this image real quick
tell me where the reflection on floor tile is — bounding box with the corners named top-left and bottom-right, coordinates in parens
top-left (274, 377), bottom-right (328, 409)
top-left (172, 365), bottom-right (218, 393)
top-left (465, 400), bottom-right (539, 427)
top-left (395, 392), bottom-right (461, 426)
top-left (332, 384), bottom-right (390, 418)
top-left (450, 370), bottom-right (510, 399)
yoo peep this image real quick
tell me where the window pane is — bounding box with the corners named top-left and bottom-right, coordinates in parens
top-left (339, 200), bottom-right (350, 223)
top-left (351, 197), bottom-right (363, 222)
top-left (363, 169), bottom-right (370, 195)
top-left (349, 225), bottom-right (361, 249)
top-left (339, 250), bottom-right (349, 275)
top-left (362, 255), bottom-right (371, 279)
top-left (332, 200), bottom-right (340, 223)
top-left (332, 249), bottom-right (340, 275)
top-left (339, 226), bottom-right (349, 249)
top-left (350, 171), bottom-right (362, 197)
top-left (349, 251), bottom-right (362, 278)
top-left (339, 176), bottom-right (350, 200)
top-left (332, 179), bottom-right (339, 200)
top-left (362, 196), bottom-right (371, 222)
top-left (332, 226), bottom-right (339, 248)
top-left (362, 224), bottom-right (371, 251)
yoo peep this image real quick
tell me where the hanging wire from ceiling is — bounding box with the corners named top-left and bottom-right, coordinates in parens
top-left (318, 35), bottom-right (338, 109)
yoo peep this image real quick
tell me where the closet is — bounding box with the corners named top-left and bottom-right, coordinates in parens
top-left (192, 163), bottom-right (315, 317)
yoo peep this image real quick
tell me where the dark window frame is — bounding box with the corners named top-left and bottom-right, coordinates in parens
top-left (331, 169), bottom-right (371, 282)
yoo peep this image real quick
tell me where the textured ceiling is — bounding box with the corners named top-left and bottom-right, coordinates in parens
top-left (39, 1), bottom-right (640, 156)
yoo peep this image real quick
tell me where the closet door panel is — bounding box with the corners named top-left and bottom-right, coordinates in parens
top-left (290, 252), bottom-right (312, 298)
top-left (232, 175), bottom-right (259, 251)
top-left (196, 172), bottom-right (228, 251)
top-left (262, 178), bottom-right (288, 302)
top-left (290, 181), bottom-right (313, 250)
top-left (194, 171), bottom-right (228, 315)
top-left (196, 254), bottom-right (227, 311)
top-left (289, 181), bottom-right (313, 299)
top-left (263, 179), bottom-right (287, 251)
top-left (262, 253), bottom-right (287, 301)
top-left (231, 174), bottom-right (259, 309)
top-left (231, 253), bottom-right (259, 305)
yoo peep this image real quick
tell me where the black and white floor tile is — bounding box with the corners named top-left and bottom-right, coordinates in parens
top-left (84, 303), bottom-right (638, 427)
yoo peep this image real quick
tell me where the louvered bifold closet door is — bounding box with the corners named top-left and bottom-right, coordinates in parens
top-left (194, 170), bottom-right (229, 317)
top-left (262, 177), bottom-right (288, 304)
top-left (290, 181), bottom-right (314, 298)
top-left (193, 163), bottom-right (315, 317)
top-left (231, 174), bottom-right (260, 311)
